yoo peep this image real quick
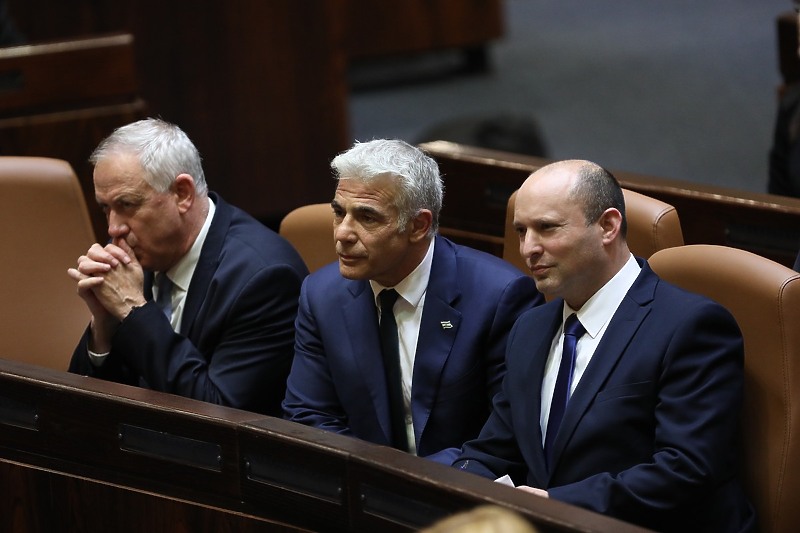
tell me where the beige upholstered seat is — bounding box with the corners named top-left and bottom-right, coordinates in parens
top-left (649, 244), bottom-right (800, 533)
top-left (0, 157), bottom-right (95, 370)
top-left (279, 203), bottom-right (337, 274)
top-left (503, 188), bottom-right (684, 272)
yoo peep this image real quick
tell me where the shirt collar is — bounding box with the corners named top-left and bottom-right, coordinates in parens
top-left (163, 197), bottom-right (216, 292)
top-left (370, 237), bottom-right (435, 308)
top-left (563, 253), bottom-right (640, 338)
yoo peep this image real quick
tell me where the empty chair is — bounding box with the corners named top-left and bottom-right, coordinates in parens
top-left (649, 244), bottom-right (800, 533)
top-left (279, 203), bottom-right (337, 274)
top-left (503, 188), bottom-right (684, 272)
top-left (0, 157), bottom-right (95, 370)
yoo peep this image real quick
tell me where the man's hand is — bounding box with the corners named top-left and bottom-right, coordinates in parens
top-left (517, 485), bottom-right (549, 498)
top-left (87, 240), bottom-right (146, 320)
top-left (68, 241), bottom-right (146, 352)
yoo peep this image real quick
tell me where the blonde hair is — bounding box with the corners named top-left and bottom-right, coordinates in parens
top-left (420, 505), bottom-right (539, 533)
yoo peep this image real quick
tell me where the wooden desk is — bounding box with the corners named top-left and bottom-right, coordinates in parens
top-left (0, 359), bottom-right (650, 533)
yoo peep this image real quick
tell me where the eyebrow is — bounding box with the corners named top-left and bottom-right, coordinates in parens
top-left (331, 199), bottom-right (385, 218)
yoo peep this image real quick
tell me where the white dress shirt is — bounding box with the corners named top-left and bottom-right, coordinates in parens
top-left (540, 253), bottom-right (641, 443)
top-left (154, 198), bottom-right (216, 332)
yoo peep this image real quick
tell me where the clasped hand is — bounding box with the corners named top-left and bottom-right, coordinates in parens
top-left (67, 241), bottom-right (146, 351)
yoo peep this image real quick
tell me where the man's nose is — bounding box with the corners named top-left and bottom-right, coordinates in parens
top-left (106, 212), bottom-right (129, 239)
top-left (519, 230), bottom-right (542, 259)
top-left (334, 215), bottom-right (356, 243)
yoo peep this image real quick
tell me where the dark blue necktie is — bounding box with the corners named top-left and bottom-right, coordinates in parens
top-left (378, 289), bottom-right (409, 452)
top-left (544, 313), bottom-right (586, 466)
top-left (155, 273), bottom-right (173, 320)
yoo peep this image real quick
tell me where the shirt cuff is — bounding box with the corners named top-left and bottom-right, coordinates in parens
top-left (87, 348), bottom-right (110, 367)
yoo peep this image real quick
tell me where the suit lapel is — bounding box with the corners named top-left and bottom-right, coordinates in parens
top-left (410, 237), bottom-right (461, 448)
top-left (181, 192), bottom-right (228, 337)
top-left (546, 263), bottom-right (658, 478)
top-left (341, 279), bottom-right (394, 443)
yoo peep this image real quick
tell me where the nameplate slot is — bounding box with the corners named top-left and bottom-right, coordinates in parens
top-left (245, 453), bottom-right (343, 504)
top-left (359, 483), bottom-right (450, 529)
top-left (0, 70), bottom-right (23, 93)
top-left (0, 394), bottom-right (39, 431)
top-left (118, 423), bottom-right (221, 472)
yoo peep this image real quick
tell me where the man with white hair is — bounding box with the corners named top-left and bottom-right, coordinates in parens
top-left (68, 118), bottom-right (308, 416)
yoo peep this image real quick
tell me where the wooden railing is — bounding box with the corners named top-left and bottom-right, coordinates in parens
top-left (0, 358), bottom-right (650, 533)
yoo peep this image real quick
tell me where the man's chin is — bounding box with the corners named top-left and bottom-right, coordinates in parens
top-left (338, 261), bottom-right (367, 280)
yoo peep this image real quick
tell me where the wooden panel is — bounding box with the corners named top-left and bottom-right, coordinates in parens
top-left (346, 0), bottom-right (504, 59)
top-left (0, 34), bottom-right (138, 115)
top-left (0, 358), bottom-right (652, 533)
top-left (0, 461), bottom-right (305, 533)
top-left (421, 141), bottom-right (800, 268)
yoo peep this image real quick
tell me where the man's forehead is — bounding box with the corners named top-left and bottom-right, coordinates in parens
top-left (334, 178), bottom-right (395, 206)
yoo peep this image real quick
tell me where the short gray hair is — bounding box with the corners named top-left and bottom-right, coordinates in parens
top-left (331, 139), bottom-right (443, 236)
top-left (90, 118), bottom-right (208, 196)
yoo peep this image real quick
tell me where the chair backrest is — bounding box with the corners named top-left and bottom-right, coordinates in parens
top-left (648, 244), bottom-right (800, 533)
top-left (0, 157), bottom-right (95, 370)
top-left (279, 203), bottom-right (337, 274)
top-left (503, 188), bottom-right (684, 271)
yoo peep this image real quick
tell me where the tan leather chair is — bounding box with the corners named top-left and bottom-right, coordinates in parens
top-left (649, 244), bottom-right (800, 533)
top-left (503, 188), bottom-right (684, 272)
top-left (0, 157), bottom-right (95, 370)
top-left (279, 203), bottom-right (337, 274)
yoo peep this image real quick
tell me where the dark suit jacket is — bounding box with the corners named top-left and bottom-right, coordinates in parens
top-left (454, 260), bottom-right (756, 532)
top-left (283, 236), bottom-right (542, 464)
top-left (69, 193), bottom-right (309, 416)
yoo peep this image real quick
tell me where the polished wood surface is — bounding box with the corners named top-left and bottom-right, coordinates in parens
top-left (421, 141), bottom-right (800, 268)
top-left (0, 359), bottom-right (651, 533)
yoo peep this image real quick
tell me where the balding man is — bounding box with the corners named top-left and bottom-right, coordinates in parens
top-left (454, 160), bottom-right (755, 532)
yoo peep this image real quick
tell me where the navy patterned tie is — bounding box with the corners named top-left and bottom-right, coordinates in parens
top-left (378, 289), bottom-right (409, 452)
top-left (155, 273), bottom-right (173, 320)
top-left (544, 313), bottom-right (586, 467)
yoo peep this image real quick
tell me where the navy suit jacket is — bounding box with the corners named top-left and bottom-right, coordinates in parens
top-left (454, 260), bottom-right (756, 532)
top-left (283, 236), bottom-right (542, 463)
top-left (69, 193), bottom-right (309, 416)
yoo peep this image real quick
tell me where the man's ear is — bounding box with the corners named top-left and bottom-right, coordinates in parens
top-left (598, 207), bottom-right (623, 244)
top-left (173, 174), bottom-right (196, 214)
top-left (409, 209), bottom-right (433, 242)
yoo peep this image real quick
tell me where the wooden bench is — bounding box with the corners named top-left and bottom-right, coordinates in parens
top-left (0, 33), bottom-right (147, 241)
top-left (0, 358), bottom-right (650, 533)
top-left (421, 141), bottom-right (800, 268)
